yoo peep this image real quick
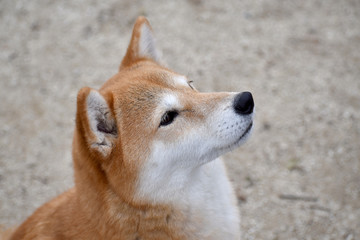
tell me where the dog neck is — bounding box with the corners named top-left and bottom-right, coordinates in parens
top-left (71, 129), bottom-right (187, 239)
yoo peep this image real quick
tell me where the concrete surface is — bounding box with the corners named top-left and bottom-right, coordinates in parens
top-left (0, 0), bottom-right (359, 239)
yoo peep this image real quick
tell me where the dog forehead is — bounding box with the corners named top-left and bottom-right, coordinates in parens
top-left (103, 66), bottom-right (191, 110)
top-left (123, 66), bottom-right (188, 88)
top-left (135, 70), bottom-right (189, 88)
top-left (112, 82), bottom-right (183, 112)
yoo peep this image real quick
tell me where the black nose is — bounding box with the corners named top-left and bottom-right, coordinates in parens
top-left (233, 92), bottom-right (254, 115)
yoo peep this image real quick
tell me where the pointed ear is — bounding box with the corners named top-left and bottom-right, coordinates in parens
top-left (76, 87), bottom-right (118, 157)
top-left (120, 16), bottom-right (161, 70)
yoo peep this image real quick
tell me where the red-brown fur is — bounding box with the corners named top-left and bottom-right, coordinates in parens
top-left (8, 17), bottom-right (195, 240)
top-left (8, 17), bottom-right (237, 240)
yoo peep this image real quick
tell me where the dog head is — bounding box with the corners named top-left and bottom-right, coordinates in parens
top-left (74, 17), bottom-right (254, 204)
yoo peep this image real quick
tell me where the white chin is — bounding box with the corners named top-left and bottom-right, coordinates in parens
top-left (200, 122), bottom-right (254, 164)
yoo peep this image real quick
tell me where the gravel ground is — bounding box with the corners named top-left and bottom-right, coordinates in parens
top-left (1, 0), bottom-right (359, 239)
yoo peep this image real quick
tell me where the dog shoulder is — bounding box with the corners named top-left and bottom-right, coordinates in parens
top-left (9, 189), bottom-right (76, 240)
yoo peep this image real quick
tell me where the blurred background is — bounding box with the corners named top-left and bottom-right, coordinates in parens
top-left (0, 0), bottom-right (359, 239)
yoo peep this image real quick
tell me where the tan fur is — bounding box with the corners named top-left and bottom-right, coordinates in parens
top-left (0, 226), bottom-right (16, 240)
top-left (9, 17), bottom-right (240, 240)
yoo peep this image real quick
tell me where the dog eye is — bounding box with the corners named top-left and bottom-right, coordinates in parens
top-left (160, 110), bottom-right (179, 127)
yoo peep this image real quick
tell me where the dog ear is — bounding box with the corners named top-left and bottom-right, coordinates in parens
top-left (120, 16), bottom-right (161, 70)
top-left (76, 87), bottom-right (118, 157)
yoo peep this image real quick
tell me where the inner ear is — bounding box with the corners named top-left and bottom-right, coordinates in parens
top-left (120, 16), bottom-right (161, 70)
top-left (96, 112), bottom-right (117, 135)
top-left (86, 90), bottom-right (117, 154)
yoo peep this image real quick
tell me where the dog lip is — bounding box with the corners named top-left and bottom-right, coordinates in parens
top-left (227, 121), bottom-right (253, 147)
top-left (225, 121), bottom-right (253, 149)
top-left (239, 121), bottom-right (253, 141)
top-left (210, 121), bottom-right (253, 159)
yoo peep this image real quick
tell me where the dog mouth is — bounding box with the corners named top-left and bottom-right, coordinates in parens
top-left (238, 121), bottom-right (253, 141)
top-left (216, 121), bottom-right (253, 153)
top-left (200, 121), bottom-right (254, 163)
top-left (229, 121), bottom-right (253, 148)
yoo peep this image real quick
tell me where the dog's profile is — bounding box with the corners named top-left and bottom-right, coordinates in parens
top-left (9, 17), bottom-right (254, 240)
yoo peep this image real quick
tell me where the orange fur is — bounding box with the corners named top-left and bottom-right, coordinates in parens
top-left (8, 17), bottom-right (190, 240)
top-left (9, 17), bottom-right (240, 240)
top-left (0, 226), bottom-right (16, 240)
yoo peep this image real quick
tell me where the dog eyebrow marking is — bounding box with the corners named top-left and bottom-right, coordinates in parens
top-left (162, 93), bottom-right (181, 109)
top-left (172, 75), bottom-right (190, 87)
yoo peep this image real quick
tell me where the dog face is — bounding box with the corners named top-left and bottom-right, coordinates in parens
top-left (75, 17), bottom-right (254, 204)
top-left (133, 75), bottom-right (254, 204)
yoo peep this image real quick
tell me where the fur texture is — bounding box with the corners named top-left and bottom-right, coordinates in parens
top-left (9, 16), bottom-right (254, 240)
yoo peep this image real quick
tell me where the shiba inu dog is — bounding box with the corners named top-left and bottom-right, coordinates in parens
top-left (9, 16), bottom-right (254, 240)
